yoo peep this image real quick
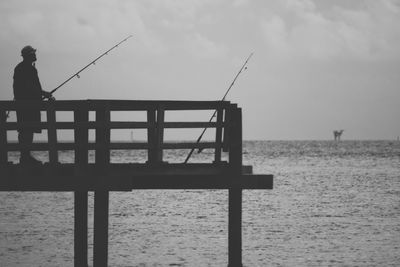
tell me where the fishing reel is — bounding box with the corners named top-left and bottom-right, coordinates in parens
top-left (47, 95), bottom-right (56, 102)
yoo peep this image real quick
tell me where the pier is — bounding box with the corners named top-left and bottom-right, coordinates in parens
top-left (0, 100), bottom-right (273, 267)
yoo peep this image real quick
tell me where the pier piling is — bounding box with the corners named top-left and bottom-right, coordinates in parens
top-left (74, 107), bottom-right (89, 267)
top-left (228, 107), bottom-right (243, 267)
top-left (74, 191), bottom-right (88, 267)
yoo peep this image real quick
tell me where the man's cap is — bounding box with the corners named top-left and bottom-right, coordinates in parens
top-left (21, 45), bottom-right (36, 57)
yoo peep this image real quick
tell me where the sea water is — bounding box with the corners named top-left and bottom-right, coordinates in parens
top-left (0, 141), bottom-right (399, 266)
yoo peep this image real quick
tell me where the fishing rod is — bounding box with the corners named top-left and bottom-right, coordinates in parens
top-left (48, 34), bottom-right (133, 97)
top-left (184, 52), bottom-right (254, 164)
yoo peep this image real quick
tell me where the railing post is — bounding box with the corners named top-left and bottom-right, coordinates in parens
top-left (223, 105), bottom-right (234, 153)
top-left (74, 107), bottom-right (89, 170)
top-left (214, 106), bottom-right (223, 163)
top-left (147, 108), bottom-right (157, 163)
top-left (0, 109), bottom-right (7, 165)
top-left (46, 103), bottom-right (58, 164)
top-left (155, 105), bottom-right (165, 163)
top-left (93, 106), bottom-right (110, 267)
top-left (74, 107), bottom-right (89, 267)
top-left (228, 106), bottom-right (243, 267)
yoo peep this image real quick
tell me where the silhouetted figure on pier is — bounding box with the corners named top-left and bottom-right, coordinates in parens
top-left (13, 45), bottom-right (54, 164)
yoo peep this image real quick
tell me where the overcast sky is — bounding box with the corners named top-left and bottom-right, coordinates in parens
top-left (1, 0), bottom-right (399, 140)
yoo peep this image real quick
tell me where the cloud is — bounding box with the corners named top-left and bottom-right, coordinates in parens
top-left (184, 33), bottom-right (228, 59)
top-left (2, 0), bottom-right (399, 62)
top-left (260, 0), bottom-right (400, 60)
top-left (261, 16), bottom-right (290, 57)
top-left (285, 0), bottom-right (316, 13)
top-left (142, 0), bottom-right (222, 24)
top-left (0, 0), bottom-right (172, 57)
top-left (233, 0), bottom-right (249, 8)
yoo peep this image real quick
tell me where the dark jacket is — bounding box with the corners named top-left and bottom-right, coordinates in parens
top-left (13, 61), bottom-right (43, 132)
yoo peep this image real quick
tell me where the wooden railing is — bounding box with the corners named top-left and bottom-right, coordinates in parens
top-left (0, 100), bottom-right (239, 165)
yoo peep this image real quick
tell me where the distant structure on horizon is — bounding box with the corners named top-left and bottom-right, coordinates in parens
top-left (333, 130), bottom-right (344, 141)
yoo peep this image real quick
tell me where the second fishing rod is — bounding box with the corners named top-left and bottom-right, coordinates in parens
top-left (184, 52), bottom-right (254, 164)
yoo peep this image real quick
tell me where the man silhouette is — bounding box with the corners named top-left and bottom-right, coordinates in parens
top-left (13, 45), bottom-right (54, 164)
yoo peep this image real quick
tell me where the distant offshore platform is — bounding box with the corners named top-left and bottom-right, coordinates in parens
top-left (333, 130), bottom-right (344, 141)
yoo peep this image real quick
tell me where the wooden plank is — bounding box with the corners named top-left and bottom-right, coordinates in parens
top-left (4, 121), bottom-right (151, 130)
top-left (155, 106), bottom-right (165, 162)
top-left (94, 100), bottom-right (231, 111)
top-left (5, 142), bottom-right (149, 151)
top-left (104, 141), bottom-right (217, 150)
top-left (161, 142), bottom-right (217, 150)
top-left (228, 107), bottom-right (243, 267)
top-left (5, 141), bottom-right (218, 152)
top-left (73, 107), bottom-right (89, 267)
top-left (1, 162), bottom-right (256, 175)
top-left (5, 142), bottom-right (51, 151)
top-left (147, 109), bottom-right (157, 163)
top-left (162, 121), bottom-right (221, 128)
top-left (228, 188), bottom-right (242, 267)
top-left (109, 121), bottom-right (149, 129)
top-left (46, 104), bottom-right (58, 163)
top-left (128, 174), bottom-right (273, 190)
top-left (214, 107), bottom-right (223, 163)
top-left (223, 105), bottom-right (234, 152)
top-left (74, 108), bottom-right (89, 168)
top-left (0, 109), bottom-right (7, 165)
top-left (6, 142), bottom-right (68, 151)
top-left (95, 108), bottom-right (110, 164)
top-left (0, 100), bottom-right (43, 111)
top-left (109, 142), bottom-right (149, 150)
top-left (93, 107), bottom-right (110, 267)
top-left (4, 121), bottom-right (46, 131)
top-left (228, 107), bottom-right (242, 167)
top-left (74, 191), bottom-right (88, 267)
top-left (93, 190), bottom-right (109, 267)
top-left (0, 174), bottom-right (273, 191)
top-left (5, 121), bottom-right (150, 130)
top-left (0, 100), bottom-right (232, 112)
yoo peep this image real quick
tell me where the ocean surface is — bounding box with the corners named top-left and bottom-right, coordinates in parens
top-left (0, 140), bottom-right (399, 266)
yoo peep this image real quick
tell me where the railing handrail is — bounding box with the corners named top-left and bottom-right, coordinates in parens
top-left (0, 99), bottom-right (232, 111)
top-left (0, 100), bottom-right (241, 165)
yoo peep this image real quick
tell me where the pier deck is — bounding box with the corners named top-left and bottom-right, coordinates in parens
top-left (1, 163), bottom-right (271, 191)
top-left (0, 100), bottom-right (273, 267)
